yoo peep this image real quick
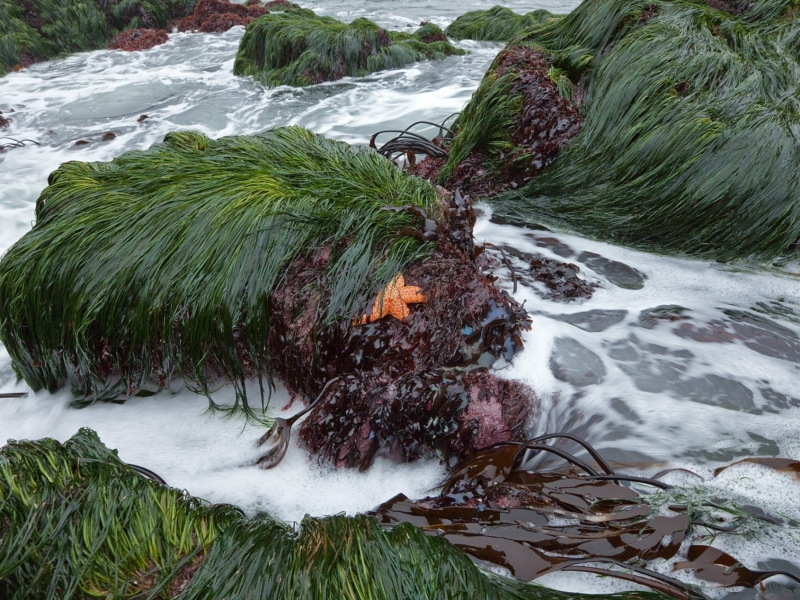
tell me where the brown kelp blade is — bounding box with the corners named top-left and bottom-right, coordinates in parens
top-left (675, 545), bottom-right (800, 587)
top-left (373, 434), bottom-right (799, 599)
top-left (256, 378), bottom-right (343, 469)
top-left (714, 457), bottom-right (800, 480)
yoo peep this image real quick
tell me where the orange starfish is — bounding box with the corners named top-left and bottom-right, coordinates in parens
top-left (357, 273), bottom-right (426, 324)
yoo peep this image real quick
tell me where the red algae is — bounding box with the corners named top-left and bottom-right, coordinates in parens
top-left (264, 192), bottom-right (536, 469)
top-left (446, 46), bottom-right (581, 197)
top-left (178, 0), bottom-right (269, 33)
top-left (108, 29), bottom-right (169, 52)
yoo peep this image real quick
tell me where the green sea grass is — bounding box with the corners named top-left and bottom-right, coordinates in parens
top-left (0, 428), bottom-right (674, 600)
top-left (0, 0), bottom-right (196, 76)
top-left (0, 127), bottom-right (439, 411)
top-left (445, 6), bottom-right (556, 41)
top-left (233, 9), bottom-right (464, 87)
top-left (444, 0), bottom-right (800, 262)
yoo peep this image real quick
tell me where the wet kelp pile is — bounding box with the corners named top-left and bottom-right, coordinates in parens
top-left (445, 5), bottom-right (556, 41)
top-left (441, 0), bottom-right (800, 262)
top-left (0, 0), bottom-right (197, 75)
top-left (373, 437), bottom-right (800, 594)
top-left (4, 429), bottom-right (800, 599)
top-left (0, 126), bottom-right (534, 468)
top-left (233, 9), bottom-right (464, 87)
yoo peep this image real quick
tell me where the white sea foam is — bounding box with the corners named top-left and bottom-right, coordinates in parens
top-left (1, 0), bottom-right (799, 590)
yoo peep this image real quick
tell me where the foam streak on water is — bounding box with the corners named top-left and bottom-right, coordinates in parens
top-left (1, 0), bottom-right (800, 589)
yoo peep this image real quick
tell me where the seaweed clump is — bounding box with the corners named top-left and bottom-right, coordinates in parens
top-left (0, 127), bottom-right (439, 411)
top-left (5, 428), bottom-right (799, 599)
top-left (0, 428), bottom-right (665, 600)
top-left (436, 45), bottom-right (581, 197)
top-left (177, 0), bottom-right (277, 33)
top-left (233, 9), bottom-right (464, 87)
top-left (278, 191), bottom-right (534, 468)
top-left (0, 126), bottom-right (535, 468)
top-left (445, 5), bottom-right (555, 41)
top-left (0, 0), bottom-right (197, 75)
top-left (108, 28), bottom-right (168, 51)
top-left (447, 0), bottom-right (800, 262)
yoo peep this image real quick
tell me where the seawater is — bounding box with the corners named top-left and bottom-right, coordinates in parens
top-left (1, 0), bottom-right (799, 592)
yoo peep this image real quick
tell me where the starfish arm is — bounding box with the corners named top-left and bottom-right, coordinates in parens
top-left (400, 286), bottom-right (426, 304)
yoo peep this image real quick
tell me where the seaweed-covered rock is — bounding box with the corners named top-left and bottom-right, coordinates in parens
top-left (446, 0), bottom-right (800, 261)
top-left (438, 45), bottom-right (581, 197)
top-left (0, 0), bottom-right (196, 76)
top-left (177, 0), bottom-right (273, 33)
top-left (0, 126), bottom-right (533, 468)
top-left (233, 9), bottom-right (465, 87)
top-left (445, 5), bottom-right (555, 41)
top-left (270, 191), bottom-right (534, 468)
top-left (4, 428), bottom-right (685, 599)
top-left (108, 27), bottom-right (168, 51)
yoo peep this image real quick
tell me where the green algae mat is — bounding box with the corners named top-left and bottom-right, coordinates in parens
top-left (0, 0), bottom-right (196, 76)
top-left (442, 0), bottom-right (800, 262)
top-left (445, 5), bottom-right (556, 41)
top-left (233, 8), bottom-right (464, 86)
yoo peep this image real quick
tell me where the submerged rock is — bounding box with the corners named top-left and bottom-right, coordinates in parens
top-left (233, 9), bottom-right (464, 87)
top-left (0, 0), bottom-right (197, 76)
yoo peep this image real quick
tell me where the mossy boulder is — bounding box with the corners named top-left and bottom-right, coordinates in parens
top-left (0, 0), bottom-right (197, 76)
top-left (445, 5), bottom-right (556, 41)
top-left (0, 126), bottom-right (534, 469)
top-left (440, 0), bottom-right (800, 262)
top-left (233, 9), bottom-right (465, 87)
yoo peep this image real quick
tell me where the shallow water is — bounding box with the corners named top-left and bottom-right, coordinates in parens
top-left (1, 0), bottom-right (799, 593)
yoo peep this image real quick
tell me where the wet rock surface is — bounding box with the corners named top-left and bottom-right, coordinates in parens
top-left (264, 193), bottom-right (536, 468)
top-left (552, 309), bottom-right (627, 332)
top-left (108, 28), bottom-right (169, 52)
top-left (0, 112), bottom-right (11, 129)
top-left (673, 310), bottom-right (800, 364)
top-left (577, 251), bottom-right (645, 290)
top-left (549, 337), bottom-right (606, 387)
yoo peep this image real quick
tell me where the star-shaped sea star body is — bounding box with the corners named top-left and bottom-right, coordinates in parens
top-left (357, 273), bottom-right (426, 324)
